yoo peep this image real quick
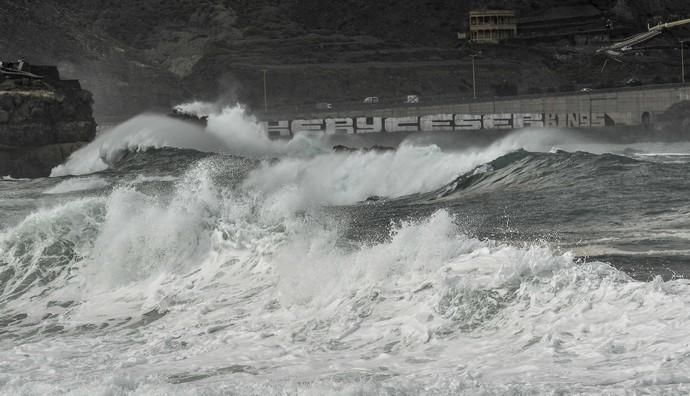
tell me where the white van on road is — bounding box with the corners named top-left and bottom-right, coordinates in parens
top-left (405, 95), bottom-right (419, 104)
top-left (315, 102), bottom-right (333, 110)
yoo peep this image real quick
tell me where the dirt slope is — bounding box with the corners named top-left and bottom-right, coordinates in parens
top-left (0, 0), bottom-right (689, 119)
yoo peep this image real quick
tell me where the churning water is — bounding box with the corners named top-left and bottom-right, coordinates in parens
top-left (2, 105), bottom-right (690, 395)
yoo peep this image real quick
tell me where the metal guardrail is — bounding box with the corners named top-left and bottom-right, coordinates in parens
top-left (91, 82), bottom-right (690, 125)
top-left (256, 82), bottom-right (690, 120)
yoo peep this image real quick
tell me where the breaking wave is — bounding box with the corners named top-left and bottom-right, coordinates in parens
top-left (416, 149), bottom-right (645, 202)
top-left (44, 176), bottom-right (111, 195)
top-left (5, 103), bottom-right (690, 393)
top-left (4, 156), bottom-right (690, 394)
top-left (51, 105), bottom-right (328, 177)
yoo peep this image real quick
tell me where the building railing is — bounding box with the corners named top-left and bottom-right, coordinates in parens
top-left (470, 24), bottom-right (518, 30)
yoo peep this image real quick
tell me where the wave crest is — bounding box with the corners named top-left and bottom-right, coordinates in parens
top-left (51, 105), bottom-right (329, 177)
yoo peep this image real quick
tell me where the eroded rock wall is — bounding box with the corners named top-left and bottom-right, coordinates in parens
top-left (0, 78), bottom-right (96, 178)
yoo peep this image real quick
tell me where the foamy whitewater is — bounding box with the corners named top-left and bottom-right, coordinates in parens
top-left (2, 104), bottom-right (690, 395)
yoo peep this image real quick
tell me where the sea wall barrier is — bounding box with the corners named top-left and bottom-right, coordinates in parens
top-left (264, 112), bottom-right (614, 137)
top-left (259, 84), bottom-right (690, 137)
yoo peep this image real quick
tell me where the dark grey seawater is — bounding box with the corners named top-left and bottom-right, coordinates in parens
top-left (346, 149), bottom-right (690, 281)
top-left (2, 112), bottom-right (690, 395)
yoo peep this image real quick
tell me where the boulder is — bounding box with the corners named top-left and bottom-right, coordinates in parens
top-left (655, 101), bottom-right (690, 138)
top-left (333, 144), bottom-right (395, 152)
top-left (0, 70), bottom-right (96, 178)
top-left (0, 142), bottom-right (87, 179)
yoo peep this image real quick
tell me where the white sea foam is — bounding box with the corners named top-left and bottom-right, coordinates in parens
top-left (483, 131), bottom-right (690, 162)
top-left (635, 152), bottom-right (690, 156)
top-left (4, 158), bottom-right (690, 394)
top-left (52, 103), bottom-right (582, 181)
top-left (1, 175), bottom-right (30, 181)
top-left (241, 136), bottom-right (529, 219)
top-left (5, 105), bottom-right (690, 393)
top-left (50, 113), bottom-right (223, 176)
top-left (173, 100), bottom-right (219, 118)
top-left (204, 105), bottom-right (328, 158)
top-left (128, 175), bottom-right (179, 184)
top-left (51, 105), bottom-right (329, 177)
top-left (44, 176), bottom-right (110, 194)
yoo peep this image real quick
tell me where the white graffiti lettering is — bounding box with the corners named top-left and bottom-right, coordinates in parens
top-left (513, 113), bottom-right (544, 128)
top-left (355, 117), bottom-right (383, 134)
top-left (271, 112), bottom-right (620, 136)
top-left (483, 113), bottom-right (513, 129)
top-left (325, 118), bottom-right (354, 134)
top-left (420, 114), bottom-right (454, 131)
top-left (454, 114), bottom-right (482, 130)
top-left (384, 116), bottom-right (420, 133)
top-left (265, 120), bottom-right (291, 137)
top-left (291, 119), bottom-right (324, 133)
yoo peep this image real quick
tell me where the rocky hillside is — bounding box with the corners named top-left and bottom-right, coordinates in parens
top-left (0, 0), bottom-right (689, 120)
top-left (0, 1), bottom-right (185, 121)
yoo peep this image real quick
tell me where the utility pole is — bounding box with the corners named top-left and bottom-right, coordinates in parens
top-left (262, 69), bottom-right (268, 112)
top-left (682, 41), bottom-right (687, 84)
top-left (470, 54), bottom-right (477, 99)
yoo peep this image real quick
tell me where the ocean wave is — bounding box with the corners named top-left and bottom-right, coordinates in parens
top-left (172, 100), bottom-right (220, 118)
top-left (3, 158), bottom-right (690, 392)
top-left (2, 176), bottom-right (31, 181)
top-left (43, 176), bottom-right (111, 195)
top-left (238, 132), bottom-right (549, 214)
top-left (6, 104), bottom-right (690, 393)
top-left (51, 105), bottom-right (328, 177)
top-left (407, 149), bottom-right (646, 202)
top-left (242, 143), bottom-right (515, 214)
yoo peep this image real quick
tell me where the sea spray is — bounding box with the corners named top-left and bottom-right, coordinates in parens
top-left (50, 114), bottom-right (220, 176)
top-left (173, 100), bottom-right (220, 118)
top-left (242, 142), bottom-right (524, 216)
top-left (51, 105), bottom-right (329, 177)
top-left (204, 105), bottom-right (328, 158)
top-left (2, 117), bottom-right (690, 393)
top-left (44, 176), bottom-right (111, 195)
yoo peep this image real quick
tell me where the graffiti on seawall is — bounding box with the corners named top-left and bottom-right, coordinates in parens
top-left (263, 112), bottom-right (617, 137)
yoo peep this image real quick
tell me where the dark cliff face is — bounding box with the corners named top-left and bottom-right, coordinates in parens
top-left (0, 1), bottom-right (187, 122)
top-left (0, 77), bottom-right (96, 178)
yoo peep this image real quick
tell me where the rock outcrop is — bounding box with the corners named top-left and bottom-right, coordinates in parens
top-left (332, 145), bottom-right (395, 153)
top-left (654, 100), bottom-right (690, 138)
top-left (0, 65), bottom-right (96, 178)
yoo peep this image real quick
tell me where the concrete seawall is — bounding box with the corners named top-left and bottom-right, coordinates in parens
top-left (260, 84), bottom-right (690, 137)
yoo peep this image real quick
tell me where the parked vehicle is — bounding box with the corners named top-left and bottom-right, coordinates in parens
top-left (625, 78), bottom-right (642, 87)
top-left (315, 102), bottom-right (333, 110)
top-left (405, 95), bottom-right (420, 104)
top-left (363, 96), bottom-right (379, 104)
